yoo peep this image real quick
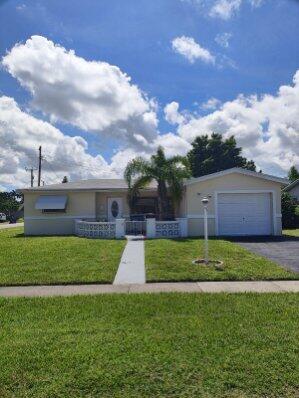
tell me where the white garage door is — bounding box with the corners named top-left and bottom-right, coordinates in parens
top-left (218, 193), bottom-right (272, 236)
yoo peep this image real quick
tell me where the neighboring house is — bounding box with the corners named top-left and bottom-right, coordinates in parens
top-left (284, 179), bottom-right (299, 203)
top-left (19, 168), bottom-right (288, 237)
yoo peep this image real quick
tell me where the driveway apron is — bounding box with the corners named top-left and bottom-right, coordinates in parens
top-left (234, 237), bottom-right (299, 273)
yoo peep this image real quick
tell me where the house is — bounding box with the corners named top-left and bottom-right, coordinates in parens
top-left (284, 179), bottom-right (299, 203)
top-left (19, 167), bottom-right (288, 238)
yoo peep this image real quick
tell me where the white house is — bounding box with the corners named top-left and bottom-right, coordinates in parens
top-left (19, 168), bottom-right (288, 238)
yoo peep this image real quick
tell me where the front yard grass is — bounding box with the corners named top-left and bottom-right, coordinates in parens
top-left (0, 293), bottom-right (298, 397)
top-left (283, 229), bottom-right (299, 237)
top-left (0, 227), bottom-right (125, 285)
top-left (146, 238), bottom-right (297, 282)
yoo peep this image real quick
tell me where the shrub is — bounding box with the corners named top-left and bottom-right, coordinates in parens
top-left (281, 192), bottom-right (298, 228)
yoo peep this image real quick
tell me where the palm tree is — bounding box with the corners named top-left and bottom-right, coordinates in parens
top-left (124, 147), bottom-right (190, 220)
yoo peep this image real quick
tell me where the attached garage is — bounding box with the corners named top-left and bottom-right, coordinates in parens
top-left (217, 192), bottom-right (272, 236)
top-left (184, 168), bottom-right (287, 237)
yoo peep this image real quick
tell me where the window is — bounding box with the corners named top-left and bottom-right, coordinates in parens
top-left (111, 200), bottom-right (119, 218)
top-left (35, 195), bottom-right (68, 212)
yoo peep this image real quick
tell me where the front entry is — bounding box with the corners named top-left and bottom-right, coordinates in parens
top-left (107, 198), bottom-right (123, 221)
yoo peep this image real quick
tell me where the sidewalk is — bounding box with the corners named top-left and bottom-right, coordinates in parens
top-left (0, 280), bottom-right (298, 297)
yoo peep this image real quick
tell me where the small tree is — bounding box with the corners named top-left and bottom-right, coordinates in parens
top-left (124, 147), bottom-right (190, 220)
top-left (62, 176), bottom-right (68, 183)
top-left (281, 192), bottom-right (297, 228)
top-left (187, 133), bottom-right (256, 178)
top-left (288, 166), bottom-right (299, 183)
top-left (0, 190), bottom-right (23, 218)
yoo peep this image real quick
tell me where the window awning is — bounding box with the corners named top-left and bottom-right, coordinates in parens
top-left (35, 195), bottom-right (68, 210)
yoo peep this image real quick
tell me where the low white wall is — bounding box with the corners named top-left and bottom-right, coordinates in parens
top-left (24, 218), bottom-right (75, 235)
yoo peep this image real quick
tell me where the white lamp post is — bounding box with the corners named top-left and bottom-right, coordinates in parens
top-left (201, 196), bottom-right (209, 264)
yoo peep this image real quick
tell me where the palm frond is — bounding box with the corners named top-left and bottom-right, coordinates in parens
top-left (124, 157), bottom-right (150, 188)
top-left (127, 175), bottom-right (153, 212)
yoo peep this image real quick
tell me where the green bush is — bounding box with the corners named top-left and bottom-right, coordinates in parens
top-left (281, 192), bottom-right (298, 228)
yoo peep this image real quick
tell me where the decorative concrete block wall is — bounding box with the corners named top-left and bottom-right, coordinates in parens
top-left (146, 218), bottom-right (188, 238)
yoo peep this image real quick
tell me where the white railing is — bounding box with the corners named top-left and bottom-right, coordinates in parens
top-left (75, 220), bottom-right (116, 238)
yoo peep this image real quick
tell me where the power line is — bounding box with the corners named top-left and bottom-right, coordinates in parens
top-left (42, 158), bottom-right (62, 181)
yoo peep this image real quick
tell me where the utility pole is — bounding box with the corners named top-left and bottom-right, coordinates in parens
top-left (25, 167), bottom-right (37, 187)
top-left (38, 145), bottom-right (42, 187)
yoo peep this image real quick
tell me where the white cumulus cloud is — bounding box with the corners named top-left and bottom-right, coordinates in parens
top-left (175, 70), bottom-right (299, 175)
top-left (164, 102), bottom-right (185, 125)
top-left (0, 96), bottom-right (191, 189)
top-left (172, 36), bottom-right (215, 64)
top-left (2, 36), bottom-right (158, 149)
top-left (0, 96), bottom-right (119, 188)
top-left (201, 97), bottom-right (222, 110)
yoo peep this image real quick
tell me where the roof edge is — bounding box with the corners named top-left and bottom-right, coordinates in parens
top-left (283, 178), bottom-right (299, 191)
top-left (17, 187), bottom-right (157, 193)
top-left (184, 167), bottom-right (289, 186)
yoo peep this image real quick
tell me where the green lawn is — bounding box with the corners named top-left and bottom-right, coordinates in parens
top-left (283, 229), bottom-right (299, 237)
top-left (0, 293), bottom-right (298, 397)
top-left (0, 227), bottom-right (125, 285)
top-left (146, 238), bottom-right (297, 282)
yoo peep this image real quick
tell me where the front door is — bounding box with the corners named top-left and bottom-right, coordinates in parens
top-left (107, 198), bottom-right (123, 221)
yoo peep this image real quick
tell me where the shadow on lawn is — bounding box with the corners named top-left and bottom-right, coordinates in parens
top-left (12, 233), bottom-right (75, 239)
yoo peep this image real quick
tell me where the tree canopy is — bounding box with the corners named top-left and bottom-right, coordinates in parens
top-left (187, 133), bottom-right (256, 178)
top-left (288, 166), bottom-right (299, 183)
top-left (0, 190), bottom-right (23, 217)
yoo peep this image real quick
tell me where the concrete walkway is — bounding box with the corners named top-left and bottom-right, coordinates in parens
top-left (0, 222), bottom-right (24, 230)
top-left (113, 236), bottom-right (146, 285)
top-left (0, 281), bottom-right (298, 297)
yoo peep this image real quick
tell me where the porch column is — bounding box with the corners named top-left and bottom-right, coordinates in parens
top-left (115, 218), bottom-right (125, 239)
top-left (176, 218), bottom-right (188, 237)
top-left (146, 218), bottom-right (156, 238)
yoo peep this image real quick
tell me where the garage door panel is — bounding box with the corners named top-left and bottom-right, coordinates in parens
top-left (218, 193), bottom-right (272, 236)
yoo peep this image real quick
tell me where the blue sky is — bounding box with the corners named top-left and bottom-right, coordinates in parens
top-left (0, 0), bottom-right (298, 188)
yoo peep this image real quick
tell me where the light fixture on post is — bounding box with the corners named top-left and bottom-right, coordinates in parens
top-left (201, 196), bottom-right (209, 264)
top-left (192, 195), bottom-right (224, 270)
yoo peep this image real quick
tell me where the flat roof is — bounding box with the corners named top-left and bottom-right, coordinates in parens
top-left (18, 168), bottom-right (288, 193)
top-left (19, 178), bottom-right (157, 192)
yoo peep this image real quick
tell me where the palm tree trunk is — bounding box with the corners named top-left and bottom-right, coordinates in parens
top-left (157, 180), bottom-right (170, 220)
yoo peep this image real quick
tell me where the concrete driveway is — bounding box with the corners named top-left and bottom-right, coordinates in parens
top-left (232, 236), bottom-right (299, 273)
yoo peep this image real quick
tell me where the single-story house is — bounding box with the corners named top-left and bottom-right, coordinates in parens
top-left (19, 167), bottom-right (288, 238)
top-left (284, 179), bottom-right (299, 203)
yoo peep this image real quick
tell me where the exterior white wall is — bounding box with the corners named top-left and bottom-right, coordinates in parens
top-left (96, 190), bottom-right (158, 219)
top-left (183, 173), bottom-right (283, 236)
top-left (24, 191), bottom-right (96, 235)
top-left (23, 172), bottom-right (284, 236)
